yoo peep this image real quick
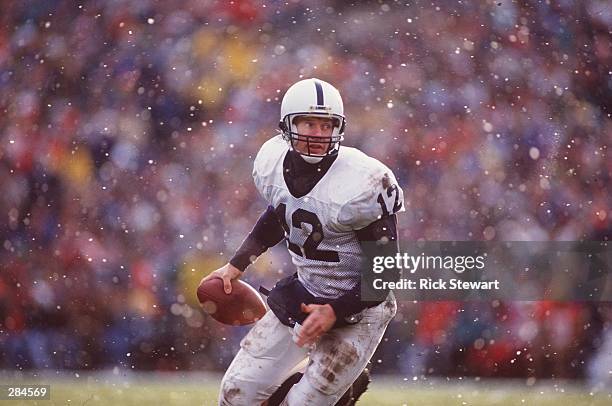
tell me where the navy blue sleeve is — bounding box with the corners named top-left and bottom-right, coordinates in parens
top-left (329, 215), bottom-right (399, 319)
top-left (229, 206), bottom-right (285, 271)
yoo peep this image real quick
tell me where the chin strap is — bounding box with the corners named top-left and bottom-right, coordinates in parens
top-left (300, 154), bottom-right (325, 164)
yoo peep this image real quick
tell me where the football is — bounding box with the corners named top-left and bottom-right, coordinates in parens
top-left (197, 277), bottom-right (267, 326)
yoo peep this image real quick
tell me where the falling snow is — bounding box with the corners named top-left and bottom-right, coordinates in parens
top-left (0, 1), bottom-right (610, 398)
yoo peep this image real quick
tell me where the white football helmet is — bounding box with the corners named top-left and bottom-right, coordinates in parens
top-left (279, 78), bottom-right (346, 162)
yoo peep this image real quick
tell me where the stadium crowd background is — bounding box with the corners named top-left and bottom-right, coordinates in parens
top-left (1, 0), bottom-right (610, 387)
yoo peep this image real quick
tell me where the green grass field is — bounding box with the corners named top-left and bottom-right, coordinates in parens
top-left (3, 372), bottom-right (611, 406)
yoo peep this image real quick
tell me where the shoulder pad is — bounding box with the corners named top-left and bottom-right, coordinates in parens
top-left (337, 155), bottom-right (405, 230)
top-left (252, 135), bottom-right (287, 201)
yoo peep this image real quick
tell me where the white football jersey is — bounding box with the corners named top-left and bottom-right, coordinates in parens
top-left (253, 135), bottom-right (405, 298)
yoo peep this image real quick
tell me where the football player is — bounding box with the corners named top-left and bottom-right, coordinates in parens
top-left (204, 78), bottom-right (404, 405)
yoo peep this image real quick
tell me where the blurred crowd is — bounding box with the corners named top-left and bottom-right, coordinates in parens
top-left (1, 0), bottom-right (610, 385)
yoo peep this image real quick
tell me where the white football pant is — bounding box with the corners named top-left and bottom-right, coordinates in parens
top-left (218, 293), bottom-right (396, 405)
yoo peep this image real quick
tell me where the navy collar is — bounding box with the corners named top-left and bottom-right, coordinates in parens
top-left (282, 150), bottom-right (338, 198)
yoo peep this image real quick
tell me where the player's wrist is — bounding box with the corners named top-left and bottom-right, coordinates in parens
top-left (228, 257), bottom-right (248, 272)
top-left (326, 302), bottom-right (344, 320)
top-left (324, 303), bottom-right (338, 320)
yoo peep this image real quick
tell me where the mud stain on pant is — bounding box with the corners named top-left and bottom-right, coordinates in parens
top-left (219, 384), bottom-right (241, 405)
top-left (307, 338), bottom-right (360, 395)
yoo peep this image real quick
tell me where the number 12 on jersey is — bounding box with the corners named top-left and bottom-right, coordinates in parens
top-left (275, 203), bottom-right (340, 263)
top-left (377, 184), bottom-right (402, 217)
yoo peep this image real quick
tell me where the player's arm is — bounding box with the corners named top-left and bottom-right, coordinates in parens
top-left (328, 167), bottom-right (404, 319)
top-left (202, 205), bottom-right (285, 293)
top-left (229, 205), bottom-right (285, 270)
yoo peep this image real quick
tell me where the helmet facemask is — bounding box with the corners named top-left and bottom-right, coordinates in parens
top-left (280, 113), bottom-right (345, 162)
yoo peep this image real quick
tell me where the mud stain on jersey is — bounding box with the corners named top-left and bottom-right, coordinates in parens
top-left (382, 172), bottom-right (391, 189)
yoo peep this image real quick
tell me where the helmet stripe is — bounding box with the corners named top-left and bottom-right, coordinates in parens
top-left (314, 81), bottom-right (324, 106)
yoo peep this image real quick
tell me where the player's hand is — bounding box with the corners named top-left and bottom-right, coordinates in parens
top-left (295, 303), bottom-right (337, 347)
top-left (201, 263), bottom-right (242, 294)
